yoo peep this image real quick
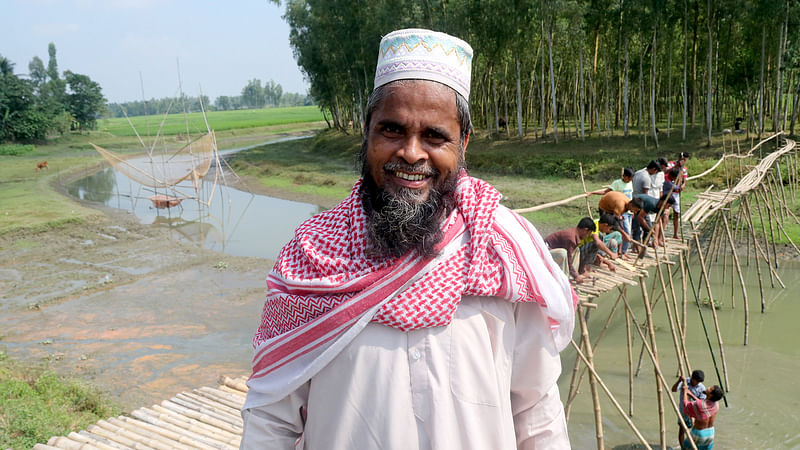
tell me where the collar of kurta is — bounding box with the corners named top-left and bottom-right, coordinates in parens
top-left (249, 171), bottom-right (577, 382)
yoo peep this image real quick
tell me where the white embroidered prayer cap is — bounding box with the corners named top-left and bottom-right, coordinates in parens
top-left (374, 28), bottom-right (473, 100)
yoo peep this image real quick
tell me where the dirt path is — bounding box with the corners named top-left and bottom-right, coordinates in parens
top-left (0, 204), bottom-right (272, 410)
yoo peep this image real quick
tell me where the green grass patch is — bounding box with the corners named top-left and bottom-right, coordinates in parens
top-left (0, 144), bottom-right (35, 156)
top-left (97, 106), bottom-right (325, 137)
top-left (0, 353), bottom-right (121, 449)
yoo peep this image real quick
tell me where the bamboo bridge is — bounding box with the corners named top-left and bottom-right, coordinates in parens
top-left (37, 133), bottom-right (796, 450)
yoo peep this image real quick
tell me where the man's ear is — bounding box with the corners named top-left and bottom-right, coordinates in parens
top-left (461, 132), bottom-right (470, 155)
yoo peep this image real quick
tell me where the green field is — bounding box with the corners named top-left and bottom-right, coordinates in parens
top-left (97, 106), bottom-right (325, 137)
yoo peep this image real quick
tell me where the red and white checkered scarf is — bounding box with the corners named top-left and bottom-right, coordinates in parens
top-left (246, 173), bottom-right (576, 407)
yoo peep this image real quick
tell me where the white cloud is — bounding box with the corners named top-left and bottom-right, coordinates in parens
top-left (32, 23), bottom-right (80, 36)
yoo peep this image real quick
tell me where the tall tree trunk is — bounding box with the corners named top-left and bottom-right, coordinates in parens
top-left (692, 0), bottom-right (699, 126)
top-left (639, 53), bottom-right (644, 142)
top-left (781, 16), bottom-right (790, 131)
top-left (651, 28), bottom-right (660, 148)
top-left (516, 56), bottom-right (523, 138)
top-left (759, 25), bottom-right (766, 138)
top-left (541, 25), bottom-right (547, 139)
top-left (682, 0), bottom-right (689, 140)
top-left (667, 31), bottom-right (673, 138)
top-left (706, 0), bottom-right (713, 147)
top-left (790, 71), bottom-right (799, 135)
top-left (624, 38), bottom-right (630, 137)
top-left (773, 16), bottom-right (783, 132)
top-left (592, 29), bottom-right (600, 130)
top-left (580, 43), bottom-right (586, 140)
top-left (548, 26), bottom-right (559, 143)
top-left (492, 78), bottom-right (500, 137)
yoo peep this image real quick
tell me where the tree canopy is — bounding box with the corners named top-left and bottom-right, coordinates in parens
top-left (0, 43), bottom-right (106, 141)
top-left (279, 0), bottom-right (800, 142)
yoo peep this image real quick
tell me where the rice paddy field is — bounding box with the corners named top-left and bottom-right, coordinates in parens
top-left (96, 106), bottom-right (325, 137)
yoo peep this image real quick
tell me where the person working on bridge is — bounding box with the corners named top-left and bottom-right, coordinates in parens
top-left (634, 193), bottom-right (675, 248)
top-left (597, 190), bottom-right (643, 254)
top-left (545, 215), bottom-right (617, 282)
top-left (681, 383), bottom-right (724, 450)
top-left (240, 28), bottom-right (576, 449)
top-left (671, 370), bottom-right (707, 447)
top-left (632, 160), bottom-right (661, 242)
top-left (591, 167), bottom-right (635, 253)
top-left (666, 152), bottom-right (691, 239)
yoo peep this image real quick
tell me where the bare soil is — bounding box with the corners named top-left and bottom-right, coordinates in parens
top-left (0, 202), bottom-right (273, 411)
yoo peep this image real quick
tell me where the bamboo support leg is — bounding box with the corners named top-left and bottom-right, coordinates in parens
top-left (565, 296), bottom-right (622, 414)
top-left (722, 214), bottom-right (750, 346)
top-left (742, 198), bottom-right (767, 312)
top-left (618, 293), bottom-right (699, 450)
top-left (624, 287), bottom-right (635, 417)
top-left (764, 179), bottom-right (781, 268)
top-left (653, 236), bottom-right (688, 377)
top-left (569, 341), bottom-right (653, 450)
top-left (580, 163), bottom-right (593, 220)
top-left (692, 231), bottom-right (731, 391)
top-left (577, 305), bottom-right (604, 450)
top-left (638, 275), bottom-right (666, 449)
top-left (752, 191), bottom-right (777, 285)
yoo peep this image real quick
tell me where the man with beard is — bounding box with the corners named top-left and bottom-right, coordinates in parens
top-left (241, 28), bottom-right (576, 449)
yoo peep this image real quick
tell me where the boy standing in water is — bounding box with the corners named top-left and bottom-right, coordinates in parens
top-left (672, 370), bottom-right (707, 446)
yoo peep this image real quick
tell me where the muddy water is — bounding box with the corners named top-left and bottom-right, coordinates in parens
top-left (561, 258), bottom-right (800, 449)
top-left (67, 167), bottom-right (322, 260)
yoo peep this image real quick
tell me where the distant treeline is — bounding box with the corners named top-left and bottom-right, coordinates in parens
top-left (0, 43), bottom-right (105, 141)
top-left (282, 0), bottom-right (800, 145)
top-left (107, 79), bottom-right (315, 118)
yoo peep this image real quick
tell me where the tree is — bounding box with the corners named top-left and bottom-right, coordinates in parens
top-left (28, 56), bottom-right (47, 88)
top-left (215, 95), bottom-right (233, 111)
top-left (0, 55), bottom-right (50, 141)
top-left (64, 70), bottom-right (105, 131)
top-left (241, 79), bottom-right (264, 108)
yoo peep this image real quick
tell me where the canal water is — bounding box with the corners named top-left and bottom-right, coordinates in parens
top-left (67, 139), bottom-right (323, 260)
top-left (561, 256), bottom-right (800, 449)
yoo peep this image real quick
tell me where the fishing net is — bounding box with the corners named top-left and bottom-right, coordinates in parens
top-left (91, 133), bottom-right (214, 190)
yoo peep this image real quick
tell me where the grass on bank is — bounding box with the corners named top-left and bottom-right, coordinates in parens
top-left (0, 352), bottom-right (121, 449)
top-left (97, 106), bottom-right (325, 137)
top-left (0, 108), bottom-right (327, 235)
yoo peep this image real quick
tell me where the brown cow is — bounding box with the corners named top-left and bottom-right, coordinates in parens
top-left (36, 161), bottom-right (48, 171)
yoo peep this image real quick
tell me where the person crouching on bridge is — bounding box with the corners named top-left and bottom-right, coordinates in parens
top-left (597, 190), bottom-right (643, 255)
top-left (633, 193), bottom-right (676, 248)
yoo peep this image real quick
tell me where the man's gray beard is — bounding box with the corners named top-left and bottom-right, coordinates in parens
top-left (360, 170), bottom-right (457, 259)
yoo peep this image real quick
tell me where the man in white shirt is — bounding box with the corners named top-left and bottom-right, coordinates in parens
top-left (240, 28), bottom-right (576, 449)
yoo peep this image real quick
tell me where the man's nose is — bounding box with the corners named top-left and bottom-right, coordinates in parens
top-left (397, 135), bottom-right (427, 164)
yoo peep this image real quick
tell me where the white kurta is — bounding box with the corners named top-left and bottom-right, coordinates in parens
top-left (241, 295), bottom-right (570, 449)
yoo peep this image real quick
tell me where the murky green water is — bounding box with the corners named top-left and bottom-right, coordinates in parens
top-left (560, 255), bottom-right (800, 449)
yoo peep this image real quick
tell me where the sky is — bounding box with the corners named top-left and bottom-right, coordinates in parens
top-left (1, 0), bottom-right (309, 103)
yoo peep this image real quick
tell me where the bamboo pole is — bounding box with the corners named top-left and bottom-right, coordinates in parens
top-left (618, 292), bottom-right (700, 450)
top-left (637, 275), bottom-right (666, 449)
top-left (742, 197), bottom-right (767, 312)
top-left (691, 229), bottom-right (731, 390)
top-left (565, 294), bottom-right (622, 413)
top-left (652, 237), bottom-right (688, 377)
top-left (764, 176), bottom-right (781, 267)
top-left (760, 183), bottom-right (800, 257)
top-left (722, 214), bottom-right (750, 345)
top-left (752, 189), bottom-right (777, 284)
top-left (569, 341), bottom-right (653, 450)
top-left (624, 287), bottom-right (635, 417)
top-left (577, 305), bottom-right (604, 450)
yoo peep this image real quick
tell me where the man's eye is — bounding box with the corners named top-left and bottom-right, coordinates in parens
top-left (424, 131), bottom-right (446, 143)
top-left (381, 125), bottom-right (403, 136)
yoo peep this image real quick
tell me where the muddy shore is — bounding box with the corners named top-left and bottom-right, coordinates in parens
top-left (0, 195), bottom-right (278, 411)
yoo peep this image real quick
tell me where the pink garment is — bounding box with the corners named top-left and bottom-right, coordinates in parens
top-left (683, 398), bottom-right (719, 421)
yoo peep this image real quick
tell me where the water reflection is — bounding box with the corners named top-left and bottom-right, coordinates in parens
top-left (68, 167), bottom-right (323, 259)
top-left (67, 167), bottom-right (117, 204)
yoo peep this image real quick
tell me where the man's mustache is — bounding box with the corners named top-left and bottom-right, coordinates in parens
top-left (383, 161), bottom-right (439, 177)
